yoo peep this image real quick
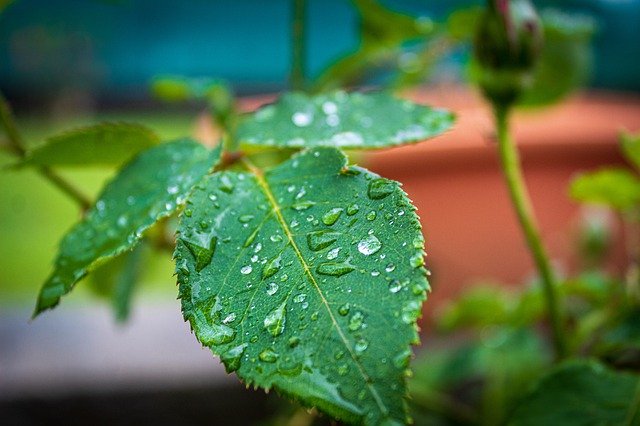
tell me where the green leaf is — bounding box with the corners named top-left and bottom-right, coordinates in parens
top-left (22, 122), bottom-right (160, 168)
top-left (508, 360), bottom-right (640, 425)
top-left (435, 285), bottom-right (514, 331)
top-left (570, 168), bottom-right (640, 212)
top-left (34, 140), bottom-right (221, 315)
top-left (622, 132), bottom-right (640, 171)
top-left (236, 91), bottom-right (454, 150)
top-left (519, 9), bottom-right (596, 107)
top-left (90, 243), bottom-right (145, 322)
top-left (176, 147), bottom-right (429, 425)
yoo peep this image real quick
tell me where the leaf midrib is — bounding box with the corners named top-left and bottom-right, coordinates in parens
top-left (241, 157), bottom-right (388, 418)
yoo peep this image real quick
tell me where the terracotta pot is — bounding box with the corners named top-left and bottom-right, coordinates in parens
top-left (365, 87), bottom-right (640, 313)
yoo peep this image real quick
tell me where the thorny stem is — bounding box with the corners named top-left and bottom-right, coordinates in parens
top-left (291, 0), bottom-right (306, 90)
top-left (0, 91), bottom-right (92, 212)
top-left (494, 105), bottom-right (568, 359)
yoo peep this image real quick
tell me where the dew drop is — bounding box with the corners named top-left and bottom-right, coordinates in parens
top-left (222, 313), bottom-right (236, 324)
top-left (292, 200), bottom-right (315, 211)
top-left (238, 214), bottom-right (254, 223)
top-left (366, 211), bottom-right (377, 221)
top-left (346, 204), bottom-right (360, 216)
top-left (410, 252), bottom-right (424, 268)
top-left (322, 207), bottom-right (344, 226)
top-left (348, 311), bottom-right (364, 331)
top-left (270, 234), bottom-right (283, 243)
top-left (317, 261), bottom-right (355, 277)
top-left (240, 265), bottom-right (253, 275)
top-left (354, 339), bottom-right (369, 354)
top-left (327, 247), bottom-right (340, 260)
top-left (389, 280), bottom-right (402, 293)
top-left (183, 236), bottom-right (217, 272)
top-left (307, 230), bottom-right (340, 251)
top-left (368, 179), bottom-right (395, 200)
top-left (338, 303), bottom-right (350, 316)
top-left (219, 174), bottom-right (234, 193)
top-left (262, 255), bottom-right (282, 279)
top-left (357, 234), bottom-right (382, 256)
top-left (264, 301), bottom-right (287, 336)
top-left (393, 349), bottom-right (412, 369)
top-left (266, 282), bottom-right (279, 296)
top-left (292, 111), bottom-right (313, 127)
top-left (259, 348), bottom-right (279, 363)
top-left (221, 343), bottom-right (247, 373)
top-left (385, 263), bottom-right (396, 273)
top-left (401, 300), bottom-right (422, 324)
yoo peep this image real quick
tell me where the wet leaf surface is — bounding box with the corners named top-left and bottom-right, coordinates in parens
top-left (176, 147), bottom-right (429, 425)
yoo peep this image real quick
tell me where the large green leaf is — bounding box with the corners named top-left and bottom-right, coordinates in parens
top-left (176, 147), bottom-right (429, 425)
top-left (35, 140), bottom-right (220, 315)
top-left (22, 122), bottom-right (160, 167)
top-left (622, 132), bottom-right (640, 171)
top-left (508, 360), bottom-right (640, 425)
top-left (236, 91), bottom-right (454, 150)
top-left (570, 168), bottom-right (640, 212)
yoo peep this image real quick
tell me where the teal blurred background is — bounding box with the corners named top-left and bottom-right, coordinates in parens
top-left (1, 0), bottom-right (639, 106)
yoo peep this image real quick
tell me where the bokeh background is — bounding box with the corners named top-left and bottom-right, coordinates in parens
top-left (1, 0), bottom-right (640, 424)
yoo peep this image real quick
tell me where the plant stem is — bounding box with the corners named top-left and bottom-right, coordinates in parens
top-left (290, 0), bottom-right (306, 90)
top-left (0, 91), bottom-right (91, 211)
top-left (494, 105), bottom-right (567, 359)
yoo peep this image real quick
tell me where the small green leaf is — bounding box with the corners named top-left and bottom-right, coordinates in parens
top-left (176, 147), bottom-right (429, 425)
top-left (34, 140), bottom-right (221, 315)
top-left (508, 360), bottom-right (640, 425)
top-left (22, 122), bottom-right (160, 167)
top-left (237, 91), bottom-right (454, 150)
top-left (90, 243), bottom-right (146, 322)
top-left (570, 168), bottom-right (640, 211)
top-left (622, 132), bottom-right (640, 171)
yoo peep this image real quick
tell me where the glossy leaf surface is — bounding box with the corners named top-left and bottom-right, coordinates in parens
top-left (508, 360), bottom-right (640, 425)
top-left (176, 147), bottom-right (429, 425)
top-left (35, 140), bottom-right (220, 315)
top-left (237, 91), bottom-right (453, 150)
top-left (23, 122), bottom-right (160, 167)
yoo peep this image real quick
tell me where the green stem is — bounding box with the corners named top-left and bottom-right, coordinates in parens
top-left (0, 91), bottom-right (92, 211)
top-left (494, 105), bottom-right (567, 359)
top-left (290, 0), bottom-right (306, 90)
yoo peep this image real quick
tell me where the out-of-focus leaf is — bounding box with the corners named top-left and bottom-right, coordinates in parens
top-left (570, 168), bottom-right (640, 212)
top-left (90, 243), bottom-right (145, 322)
top-left (411, 328), bottom-right (550, 425)
top-left (435, 285), bottom-right (514, 331)
top-left (314, 0), bottom-right (434, 92)
top-left (176, 147), bottom-right (429, 425)
top-left (519, 9), bottom-right (596, 107)
top-left (508, 360), bottom-right (640, 426)
top-left (622, 132), bottom-right (640, 171)
top-left (34, 140), bottom-right (221, 315)
top-left (22, 123), bottom-right (160, 168)
top-left (237, 91), bottom-right (454, 150)
top-left (447, 6), bottom-right (483, 41)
